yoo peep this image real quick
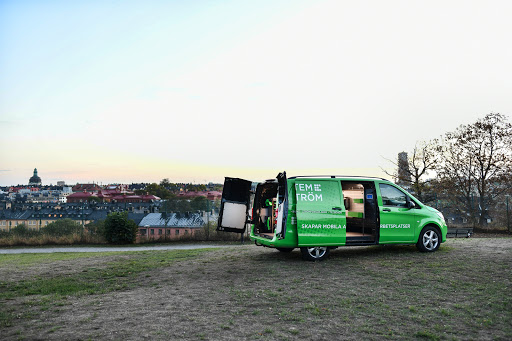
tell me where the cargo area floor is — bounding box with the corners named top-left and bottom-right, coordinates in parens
top-left (258, 233), bottom-right (274, 239)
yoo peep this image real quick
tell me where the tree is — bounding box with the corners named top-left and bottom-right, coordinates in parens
top-left (146, 183), bottom-right (171, 200)
top-left (176, 199), bottom-right (192, 213)
top-left (384, 140), bottom-right (441, 202)
top-left (212, 198), bottom-right (221, 213)
top-left (190, 196), bottom-right (207, 211)
top-left (437, 130), bottom-right (478, 224)
top-left (41, 219), bottom-right (83, 237)
top-left (159, 178), bottom-right (181, 192)
top-left (85, 219), bottom-right (105, 236)
top-left (438, 113), bottom-right (512, 227)
top-left (87, 196), bottom-right (101, 203)
top-left (160, 178), bottom-right (171, 188)
top-left (103, 212), bottom-right (138, 244)
top-left (12, 224), bottom-right (30, 236)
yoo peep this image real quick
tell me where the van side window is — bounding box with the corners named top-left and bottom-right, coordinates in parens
top-left (379, 184), bottom-right (407, 207)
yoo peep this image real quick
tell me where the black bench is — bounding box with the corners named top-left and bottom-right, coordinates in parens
top-left (447, 228), bottom-right (473, 238)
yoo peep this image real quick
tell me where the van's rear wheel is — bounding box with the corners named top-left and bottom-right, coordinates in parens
top-left (276, 247), bottom-right (294, 253)
top-left (300, 247), bottom-right (330, 261)
top-left (417, 226), bottom-right (441, 252)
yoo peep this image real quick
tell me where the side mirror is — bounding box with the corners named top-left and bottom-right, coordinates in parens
top-left (407, 200), bottom-right (416, 209)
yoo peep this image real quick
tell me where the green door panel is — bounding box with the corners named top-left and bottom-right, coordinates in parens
top-left (295, 179), bottom-right (346, 246)
top-left (379, 207), bottom-right (416, 243)
top-left (378, 183), bottom-right (416, 243)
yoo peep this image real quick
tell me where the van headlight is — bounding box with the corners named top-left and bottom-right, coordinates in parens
top-left (436, 211), bottom-right (445, 222)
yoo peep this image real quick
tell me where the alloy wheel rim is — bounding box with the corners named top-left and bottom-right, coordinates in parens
top-left (423, 230), bottom-right (439, 250)
top-left (307, 247), bottom-right (327, 258)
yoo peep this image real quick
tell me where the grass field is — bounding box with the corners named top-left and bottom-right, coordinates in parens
top-left (0, 238), bottom-right (511, 340)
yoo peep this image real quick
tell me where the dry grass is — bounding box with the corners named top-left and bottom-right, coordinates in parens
top-left (0, 238), bottom-right (510, 340)
top-left (0, 233), bottom-right (105, 247)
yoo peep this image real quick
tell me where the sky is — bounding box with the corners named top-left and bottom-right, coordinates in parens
top-left (1, 0), bottom-right (512, 186)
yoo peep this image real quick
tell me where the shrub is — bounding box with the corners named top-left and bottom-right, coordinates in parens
top-left (12, 224), bottom-right (29, 236)
top-left (41, 219), bottom-right (83, 237)
top-left (103, 212), bottom-right (138, 244)
top-left (11, 224), bottom-right (41, 238)
top-left (86, 219), bottom-right (105, 236)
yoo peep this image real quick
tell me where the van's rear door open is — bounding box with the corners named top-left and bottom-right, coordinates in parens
top-left (275, 172), bottom-right (288, 239)
top-left (217, 177), bottom-right (252, 233)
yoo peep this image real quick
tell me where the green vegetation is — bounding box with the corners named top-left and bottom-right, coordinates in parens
top-left (0, 252), bottom-right (114, 267)
top-left (41, 219), bottom-right (83, 237)
top-left (0, 219), bottom-right (105, 247)
top-left (103, 212), bottom-right (138, 244)
top-left (140, 181), bottom-right (212, 201)
top-left (387, 113), bottom-right (512, 229)
top-left (140, 179), bottom-right (221, 213)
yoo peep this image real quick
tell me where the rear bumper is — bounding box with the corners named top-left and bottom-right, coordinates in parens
top-left (250, 233), bottom-right (276, 246)
top-left (250, 232), bottom-right (296, 248)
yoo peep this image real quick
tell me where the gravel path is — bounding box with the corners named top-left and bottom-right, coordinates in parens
top-left (0, 244), bottom-right (240, 254)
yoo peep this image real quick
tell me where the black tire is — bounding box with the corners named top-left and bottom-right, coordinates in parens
top-left (276, 247), bottom-right (294, 253)
top-left (416, 226), bottom-right (441, 252)
top-left (300, 247), bottom-right (330, 261)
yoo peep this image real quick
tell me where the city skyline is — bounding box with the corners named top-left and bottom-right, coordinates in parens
top-left (1, 165), bottom-right (390, 187)
top-left (2, 1), bottom-right (512, 186)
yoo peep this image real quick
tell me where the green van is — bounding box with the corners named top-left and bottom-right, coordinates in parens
top-left (218, 172), bottom-right (447, 261)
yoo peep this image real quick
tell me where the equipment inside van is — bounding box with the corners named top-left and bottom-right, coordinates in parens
top-left (218, 172), bottom-right (447, 261)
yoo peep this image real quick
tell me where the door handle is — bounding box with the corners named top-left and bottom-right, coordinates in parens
top-left (382, 208), bottom-right (391, 212)
top-left (332, 207), bottom-right (342, 211)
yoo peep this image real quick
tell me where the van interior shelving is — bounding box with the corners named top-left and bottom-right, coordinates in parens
top-left (341, 181), bottom-right (378, 244)
top-left (252, 180), bottom-right (279, 240)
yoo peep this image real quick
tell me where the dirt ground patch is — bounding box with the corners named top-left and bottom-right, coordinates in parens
top-left (1, 238), bottom-right (511, 340)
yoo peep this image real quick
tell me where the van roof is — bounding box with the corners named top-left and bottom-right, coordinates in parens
top-left (288, 175), bottom-right (391, 181)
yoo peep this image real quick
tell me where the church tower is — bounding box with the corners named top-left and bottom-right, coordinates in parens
top-left (29, 168), bottom-right (42, 186)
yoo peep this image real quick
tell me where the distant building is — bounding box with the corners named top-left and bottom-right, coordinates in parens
top-left (28, 168), bottom-right (42, 186)
top-left (59, 187), bottom-right (73, 203)
top-left (0, 210), bottom-right (34, 231)
top-left (177, 191), bottom-right (222, 201)
top-left (66, 190), bottom-right (160, 203)
top-left (72, 184), bottom-right (101, 193)
top-left (138, 212), bottom-right (204, 241)
top-left (66, 191), bottom-right (94, 203)
top-left (0, 201), bottom-right (162, 232)
top-left (57, 181), bottom-right (66, 186)
top-left (396, 152), bottom-right (411, 188)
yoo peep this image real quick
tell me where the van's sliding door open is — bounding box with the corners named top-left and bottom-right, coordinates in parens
top-left (217, 178), bottom-right (252, 233)
top-left (295, 179), bottom-right (346, 246)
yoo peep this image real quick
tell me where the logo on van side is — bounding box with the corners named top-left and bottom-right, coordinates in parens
top-left (380, 224), bottom-right (411, 229)
top-left (301, 224), bottom-right (346, 229)
top-left (295, 183), bottom-right (323, 202)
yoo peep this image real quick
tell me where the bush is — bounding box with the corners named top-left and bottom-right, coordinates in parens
top-left (41, 219), bottom-right (83, 237)
top-left (86, 220), bottom-right (105, 236)
top-left (103, 212), bottom-right (138, 244)
top-left (12, 224), bottom-right (28, 236)
top-left (11, 224), bottom-right (39, 237)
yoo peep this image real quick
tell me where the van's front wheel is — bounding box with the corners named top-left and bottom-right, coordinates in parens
top-left (417, 226), bottom-right (441, 252)
top-left (300, 247), bottom-right (330, 261)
